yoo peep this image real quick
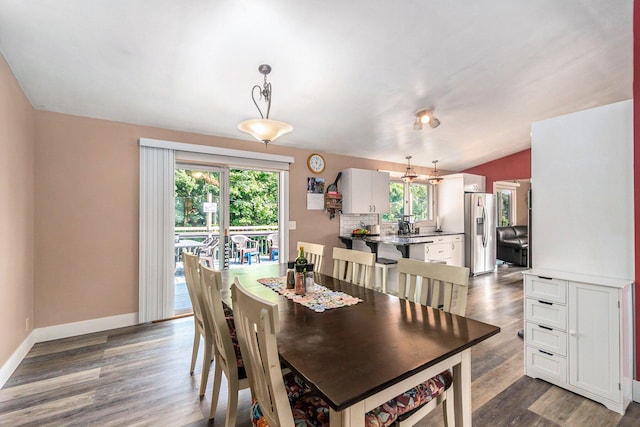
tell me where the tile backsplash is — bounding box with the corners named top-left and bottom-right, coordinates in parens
top-left (339, 214), bottom-right (379, 235)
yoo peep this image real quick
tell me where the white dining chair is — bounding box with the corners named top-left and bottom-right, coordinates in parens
top-left (397, 258), bottom-right (469, 315)
top-left (391, 258), bottom-right (471, 426)
top-left (199, 261), bottom-right (250, 425)
top-left (332, 247), bottom-right (375, 288)
top-left (231, 279), bottom-right (330, 427)
top-left (296, 241), bottom-right (325, 272)
top-left (182, 252), bottom-right (214, 396)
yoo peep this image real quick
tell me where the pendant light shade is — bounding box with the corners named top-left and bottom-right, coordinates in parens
top-left (402, 156), bottom-right (419, 183)
top-left (237, 118), bottom-right (293, 144)
top-left (237, 64), bottom-right (293, 145)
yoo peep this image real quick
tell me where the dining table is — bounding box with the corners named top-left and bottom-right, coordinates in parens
top-left (221, 263), bottom-right (500, 427)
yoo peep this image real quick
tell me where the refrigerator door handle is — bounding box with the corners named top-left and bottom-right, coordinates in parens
top-left (481, 207), bottom-right (487, 247)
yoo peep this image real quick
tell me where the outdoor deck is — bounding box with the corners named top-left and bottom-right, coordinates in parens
top-left (173, 255), bottom-right (280, 315)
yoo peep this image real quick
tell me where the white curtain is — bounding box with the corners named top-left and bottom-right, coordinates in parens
top-left (139, 145), bottom-right (175, 322)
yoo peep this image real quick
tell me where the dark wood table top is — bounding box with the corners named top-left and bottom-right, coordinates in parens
top-left (222, 263), bottom-right (501, 411)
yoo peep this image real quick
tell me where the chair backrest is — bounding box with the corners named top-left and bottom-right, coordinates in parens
top-left (199, 261), bottom-right (239, 380)
top-left (297, 241), bottom-right (325, 272)
top-left (182, 252), bottom-right (205, 324)
top-left (230, 234), bottom-right (250, 249)
top-left (332, 247), bottom-right (375, 288)
top-left (397, 259), bottom-right (470, 315)
top-left (231, 279), bottom-right (294, 427)
top-left (267, 233), bottom-right (279, 247)
top-left (197, 238), bottom-right (220, 268)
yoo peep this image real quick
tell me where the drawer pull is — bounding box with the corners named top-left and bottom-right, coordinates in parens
top-left (538, 349), bottom-right (554, 356)
top-left (538, 325), bottom-right (553, 331)
top-left (537, 276), bottom-right (553, 280)
top-left (538, 300), bottom-right (553, 305)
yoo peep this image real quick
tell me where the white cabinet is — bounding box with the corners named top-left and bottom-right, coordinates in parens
top-left (450, 235), bottom-right (464, 267)
top-left (409, 234), bottom-right (464, 267)
top-left (523, 270), bottom-right (633, 414)
top-left (341, 168), bottom-right (390, 214)
top-left (436, 173), bottom-right (485, 233)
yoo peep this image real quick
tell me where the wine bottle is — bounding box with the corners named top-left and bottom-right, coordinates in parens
top-left (295, 246), bottom-right (307, 266)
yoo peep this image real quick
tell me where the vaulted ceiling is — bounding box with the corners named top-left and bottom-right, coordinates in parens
top-left (0, 0), bottom-right (632, 171)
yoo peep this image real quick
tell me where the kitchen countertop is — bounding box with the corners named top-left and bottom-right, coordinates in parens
top-left (339, 231), bottom-right (462, 245)
top-left (339, 231), bottom-right (464, 258)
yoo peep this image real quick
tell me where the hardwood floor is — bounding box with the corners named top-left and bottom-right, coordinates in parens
top-left (1, 265), bottom-right (638, 426)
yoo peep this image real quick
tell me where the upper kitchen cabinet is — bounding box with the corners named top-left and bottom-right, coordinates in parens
top-left (341, 168), bottom-right (390, 214)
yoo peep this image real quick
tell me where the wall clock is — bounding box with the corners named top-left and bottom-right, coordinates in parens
top-left (307, 153), bottom-right (326, 174)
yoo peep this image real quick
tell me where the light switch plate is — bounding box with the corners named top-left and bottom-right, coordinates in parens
top-left (288, 221), bottom-right (296, 230)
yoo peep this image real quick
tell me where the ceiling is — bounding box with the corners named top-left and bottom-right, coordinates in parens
top-left (0, 0), bottom-right (633, 171)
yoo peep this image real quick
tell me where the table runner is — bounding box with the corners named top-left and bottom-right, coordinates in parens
top-left (257, 277), bottom-right (362, 312)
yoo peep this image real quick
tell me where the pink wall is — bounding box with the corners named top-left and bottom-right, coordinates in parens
top-left (0, 54), bottom-right (35, 367)
top-left (634, 0), bottom-right (639, 382)
top-left (462, 149), bottom-right (531, 189)
top-left (32, 112), bottom-right (419, 327)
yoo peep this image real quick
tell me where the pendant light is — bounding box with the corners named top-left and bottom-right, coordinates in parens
top-left (428, 160), bottom-right (443, 185)
top-left (238, 64), bottom-right (293, 145)
top-left (402, 156), bottom-right (419, 183)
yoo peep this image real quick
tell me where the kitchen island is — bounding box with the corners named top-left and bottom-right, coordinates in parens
top-left (339, 231), bottom-right (463, 261)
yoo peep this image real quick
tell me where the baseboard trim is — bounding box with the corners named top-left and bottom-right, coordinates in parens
top-left (0, 331), bottom-right (36, 389)
top-left (634, 379), bottom-right (640, 403)
top-left (1, 313), bottom-right (139, 388)
top-left (34, 312), bottom-right (139, 343)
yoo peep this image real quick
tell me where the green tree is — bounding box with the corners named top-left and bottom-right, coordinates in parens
top-left (229, 169), bottom-right (278, 226)
top-left (410, 183), bottom-right (429, 221)
top-left (383, 181), bottom-right (404, 222)
top-left (175, 169), bottom-right (220, 227)
top-left (174, 168), bottom-right (278, 228)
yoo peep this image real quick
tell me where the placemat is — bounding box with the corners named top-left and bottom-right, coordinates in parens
top-left (257, 277), bottom-right (362, 312)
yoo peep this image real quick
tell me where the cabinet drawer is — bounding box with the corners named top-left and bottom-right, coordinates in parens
top-left (525, 298), bottom-right (567, 330)
top-left (525, 275), bottom-right (567, 304)
top-left (525, 322), bottom-right (567, 356)
top-left (526, 346), bottom-right (567, 383)
top-left (425, 243), bottom-right (451, 261)
top-left (451, 235), bottom-right (463, 242)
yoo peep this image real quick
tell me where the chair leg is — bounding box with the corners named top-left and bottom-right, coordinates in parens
top-left (225, 377), bottom-right (239, 427)
top-left (443, 390), bottom-right (455, 426)
top-left (199, 341), bottom-right (212, 397)
top-left (209, 363), bottom-right (223, 419)
top-left (190, 327), bottom-right (200, 375)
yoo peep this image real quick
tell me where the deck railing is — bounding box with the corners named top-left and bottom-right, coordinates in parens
top-left (175, 226), bottom-right (279, 264)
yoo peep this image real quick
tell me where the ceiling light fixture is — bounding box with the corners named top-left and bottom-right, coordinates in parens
top-left (428, 160), bottom-right (443, 185)
top-left (413, 108), bottom-right (441, 130)
top-left (238, 64), bottom-right (293, 146)
top-left (402, 156), bottom-right (419, 183)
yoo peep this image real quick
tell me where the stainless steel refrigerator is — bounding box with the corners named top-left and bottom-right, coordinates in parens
top-left (464, 193), bottom-right (496, 275)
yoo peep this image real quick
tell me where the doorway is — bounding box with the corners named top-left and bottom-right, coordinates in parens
top-left (172, 164), bottom-right (283, 316)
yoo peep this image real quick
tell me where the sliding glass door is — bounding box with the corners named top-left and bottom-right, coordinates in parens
top-left (174, 166), bottom-right (226, 315)
top-left (172, 163), bottom-right (283, 316)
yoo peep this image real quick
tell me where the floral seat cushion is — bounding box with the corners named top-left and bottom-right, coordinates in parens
top-left (365, 369), bottom-right (453, 427)
top-left (222, 303), bottom-right (244, 368)
top-left (251, 372), bottom-right (330, 427)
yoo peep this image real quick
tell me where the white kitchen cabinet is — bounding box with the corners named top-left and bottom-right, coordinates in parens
top-left (450, 235), bottom-right (464, 267)
top-left (523, 269), bottom-right (633, 414)
top-left (341, 168), bottom-right (390, 214)
top-left (409, 234), bottom-right (464, 267)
